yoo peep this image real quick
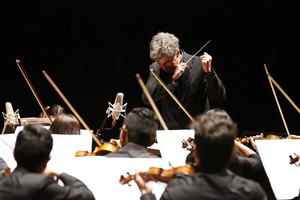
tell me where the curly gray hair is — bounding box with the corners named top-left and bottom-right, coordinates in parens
top-left (149, 32), bottom-right (180, 61)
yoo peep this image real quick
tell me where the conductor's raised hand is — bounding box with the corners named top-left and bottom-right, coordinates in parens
top-left (200, 52), bottom-right (212, 73)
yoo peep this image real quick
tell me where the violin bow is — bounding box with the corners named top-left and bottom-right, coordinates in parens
top-left (136, 73), bottom-right (187, 163)
top-left (15, 59), bottom-right (52, 123)
top-left (149, 69), bottom-right (194, 122)
top-left (263, 64), bottom-right (297, 137)
top-left (42, 70), bottom-right (103, 147)
top-left (136, 73), bottom-right (168, 130)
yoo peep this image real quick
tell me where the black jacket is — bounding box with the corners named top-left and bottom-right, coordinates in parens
top-left (0, 166), bottom-right (95, 200)
top-left (142, 51), bottom-right (226, 129)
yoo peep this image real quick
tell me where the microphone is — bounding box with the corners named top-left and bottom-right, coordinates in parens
top-left (1, 102), bottom-right (20, 134)
top-left (108, 92), bottom-right (127, 122)
top-left (95, 93), bottom-right (127, 137)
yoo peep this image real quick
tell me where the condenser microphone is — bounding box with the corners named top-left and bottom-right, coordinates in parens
top-left (3, 102), bottom-right (20, 126)
top-left (95, 93), bottom-right (127, 138)
top-left (1, 102), bottom-right (20, 134)
top-left (108, 92), bottom-right (127, 121)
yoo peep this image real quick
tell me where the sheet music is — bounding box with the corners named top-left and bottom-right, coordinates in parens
top-left (48, 157), bottom-right (169, 200)
top-left (0, 127), bottom-right (93, 171)
top-left (256, 139), bottom-right (300, 199)
top-left (156, 129), bottom-right (194, 167)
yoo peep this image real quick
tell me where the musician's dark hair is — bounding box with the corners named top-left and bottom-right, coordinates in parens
top-left (14, 125), bottom-right (53, 171)
top-left (189, 111), bottom-right (237, 172)
top-left (49, 113), bottom-right (81, 135)
top-left (123, 107), bottom-right (159, 147)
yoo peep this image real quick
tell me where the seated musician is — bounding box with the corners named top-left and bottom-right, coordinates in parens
top-left (49, 113), bottom-right (81, 135)
top-left (0, 124), bottom-right (95, 200)
top-left (20, 104), bottom-right (66, 126)
top-left (185, 108), bottom-right (276, 200)
top-left (134, 111), bottom-right (267, 200)
top-left (105, 107), bottom-right (160, 158)
top-left (38, 104), bottom-right (66, 118)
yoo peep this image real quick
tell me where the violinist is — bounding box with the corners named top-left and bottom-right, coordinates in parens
top-left (38, 104), bottom-right (66, 118)
top-left (20, 104), bottom-right (66, 127)
top-left (0, 124), bottom-right (95, 200)
top-left (49, 113), bottom-right (81, 135)
top-left (141, 32), bottom-right (226, 130)
top-left (229, 139), bottom-right (276, 200)
top-left (134, 111), bottom-right (267, 200)
top-left (186, 108), bottom-right (275, 199)
top-left (105, 107), bottom-right (160, 158)
top-left (185, 108), bottom-right (230, 164)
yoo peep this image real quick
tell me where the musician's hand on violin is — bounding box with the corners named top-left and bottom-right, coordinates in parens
top-left (43, 167), bottom-right (63, 182)
top-left (200, 52), bottom-right (212, 73)
top-left (109, 138), bottom-right (122, 149)
top-left (134, 171), bottom-right (155, 195)
top-left (249, 133), bottom-right (263, 153)
top-left (172, 62), bottom-right (187, 81)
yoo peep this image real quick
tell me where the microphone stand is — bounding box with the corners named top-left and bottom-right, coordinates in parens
top-left (93, 108), bottom-right (115, 150)
top-left (95, 108), bottom-right (110, 138)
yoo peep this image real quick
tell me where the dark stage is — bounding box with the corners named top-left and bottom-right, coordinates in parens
top-left (1, 1), bottom-right (299, 140)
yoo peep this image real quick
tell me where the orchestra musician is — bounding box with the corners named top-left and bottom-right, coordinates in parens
top-left (230, 139), bottom-right (276, 200)
top-left (17, 104), bottom-right (66, 128)
top-left (141, 32), bottom-right (226, 129)
top-left (0, 124), bottom-right (95, 200)
top-left (106, 107), bottom-right (160, 158)
top-left (38, 104), bottom-right (66, 118)
top-left (49, 113), bottom-right (81, 135)
top-left (134, 111), bottom-right (267, 200)
top-left (185, 108), bottom-right (276, 200)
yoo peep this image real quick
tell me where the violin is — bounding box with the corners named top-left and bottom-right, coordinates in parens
top-left (119, 165), bottom-right (195, 185)
top-left (181, 137), bottom-right (195, 151)
top-left (235, 133), bottom-right (283, 144)
top-left (75, 141), bottom-right (119, 157)
top-left (75, 150), bottom-right (96, 157)
top-left (289, 153), bottom-right (299, 167)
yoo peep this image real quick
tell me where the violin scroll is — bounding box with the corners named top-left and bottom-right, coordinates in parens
top-left (289, 153), bottom-right (299, 167)
top-left (181, 137), bottom-right (195, 151)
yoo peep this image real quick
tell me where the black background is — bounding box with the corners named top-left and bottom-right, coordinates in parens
top-left (1, 1), bottom-right (299, 140)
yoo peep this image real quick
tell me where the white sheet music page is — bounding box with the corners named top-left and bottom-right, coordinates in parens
top-left (47, 156), bottom-right (169, 200)
top-left (0, 127), bottom-right (93, 171)
top-left (256, 139), bottom-right (300, 200)
top-left (156, 129), bottom-right (194, 167)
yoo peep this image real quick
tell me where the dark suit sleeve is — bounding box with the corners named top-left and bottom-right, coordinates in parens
top-left (0, 157), bottom-right (9, 180)
top-left (204, 70), bottom-right (226, 104)
top-left (140, 193), bottom-right (157, 200)
top-left (44, 172), bottom-right (95, 200)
